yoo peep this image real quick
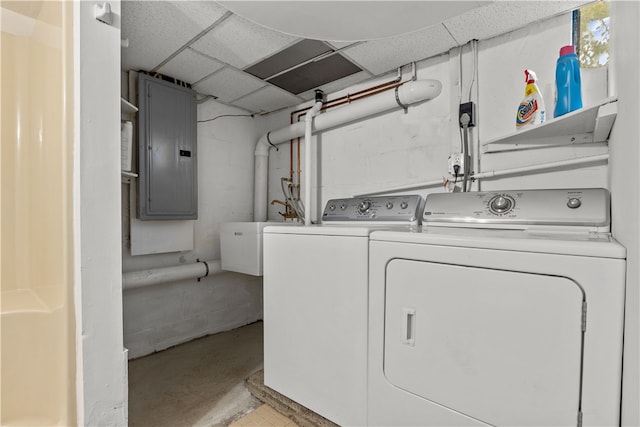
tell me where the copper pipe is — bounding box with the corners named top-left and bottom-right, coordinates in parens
top-left (285, 72), bottom-right (406, 208)
top-left (297, 136), bottom-right (301, 201)
top-left (289, 116), bottom-right (294, 181)
top-left (289, 136), bottom-right (294, 181)
top-left (327, 77), bottom-right (402, 104)
top-left (321, 83), bottom-right (404, 109)
top-left (293, 82), bottom-right (405, 123)
top-left (288, 75), bottom-right (403, 119)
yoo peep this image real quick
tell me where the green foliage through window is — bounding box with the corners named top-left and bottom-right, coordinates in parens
top-left (576, 1), bottom-right (610, 68)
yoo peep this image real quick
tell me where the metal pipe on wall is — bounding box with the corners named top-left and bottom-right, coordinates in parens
top-left (253, 78), bottom-right (443, 222)
top-left (123, 259), bottom-right (222, 290)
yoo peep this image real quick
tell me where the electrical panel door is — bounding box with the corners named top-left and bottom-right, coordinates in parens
top-left (138, 74), bottom-right (197, 220)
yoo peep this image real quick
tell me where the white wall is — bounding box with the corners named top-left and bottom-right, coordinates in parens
top-left (122, 100), bottom-right (263, 359)
top-left (609, 2), bottom-right (640, 425)
top-left (265, 11), bottom-right (608, 222)
top-left (75, 1), bottom-right (127, 425)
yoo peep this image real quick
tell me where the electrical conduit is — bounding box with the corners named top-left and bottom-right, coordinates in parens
top-left (253, 79), bottom-right (442, 222)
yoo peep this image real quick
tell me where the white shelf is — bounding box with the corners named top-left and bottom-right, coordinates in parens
top-left (482, 97), bottom-right (617, 153)
top-left (121, 97), bottom-right (138, 114)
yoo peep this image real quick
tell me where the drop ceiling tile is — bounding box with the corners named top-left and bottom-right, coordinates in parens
top-left (157, 48), bottom-right (224, 84)
top-left (165, 1), bottom-right (228, 30)
top-left (233, 86), bottom-right (302, 114)
top-left (121, 1), bottom-right (222, 72)
top-left (444, 1), bottom-right (592, 45)
top-left (190, 15), bottom-right (300, 69)
top-left (193, 68), bottom-right (266, 102)
top-left (342, 25), bottom-right (457, 76)
top-left (245, 39), bottom-right (332, 80)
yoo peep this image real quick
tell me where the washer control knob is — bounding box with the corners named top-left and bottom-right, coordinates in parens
top-left (357, 200), bottom-right (372, 214)
top-left (400, 202), bottom-right (409, 209)
top-left (340, 203), bottom-right (347, 211)
top-left (567, 197), bottom-right (581, 209)
top-left (328, 204), bottom-right (336, 211)
top-left (489, 195), bottom-right (513, 214)
top-left (386, 202), bottom-right (394, 210)
top-left (492, 196), bottom-right (509, 210)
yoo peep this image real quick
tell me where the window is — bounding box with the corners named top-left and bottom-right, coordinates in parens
top-left (573, 1), bottom-right (610, 68)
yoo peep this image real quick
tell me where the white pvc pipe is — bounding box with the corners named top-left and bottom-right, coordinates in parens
top-left (472, 153), bottom-right (609, 180)
top-left (253, 79), bottom-right (442, 221)
top-left (355, 178), bottom-right (444, 197)
top-left (354, 153), bottom-right (609, 197)
top-left (304, 101), bottom-right (323, 225)
top-left (123, 259), bottom-right (222, 290)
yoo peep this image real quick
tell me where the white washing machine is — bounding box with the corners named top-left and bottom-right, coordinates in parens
top-left (368, 188), bottom-right (626, 427)
top-left (263, 195), bottom-right (422, 427)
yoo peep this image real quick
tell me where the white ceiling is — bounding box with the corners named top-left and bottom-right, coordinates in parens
top-left (121, 1), bottom-right (590, 115)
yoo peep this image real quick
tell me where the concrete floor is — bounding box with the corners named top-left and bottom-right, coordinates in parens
top-left (128, 321), bottom-right (264, 427)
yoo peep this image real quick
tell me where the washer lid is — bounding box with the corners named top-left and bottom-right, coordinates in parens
top-left (369, 228), bottom-right (626, 259)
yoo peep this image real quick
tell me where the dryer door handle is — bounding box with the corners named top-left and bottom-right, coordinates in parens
top-left (402, 308), bottom-right (416, 347)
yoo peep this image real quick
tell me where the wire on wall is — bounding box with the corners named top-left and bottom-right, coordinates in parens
top-left (457, 40), bottom-right (478, 192)
top-left (197, 114), bottom-right (254, 123)
top-left (468, 39), bottom-right (478, 102)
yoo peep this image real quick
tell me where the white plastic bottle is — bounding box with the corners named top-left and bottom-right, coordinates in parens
top-left (516, 69), bottom-right (546, 129)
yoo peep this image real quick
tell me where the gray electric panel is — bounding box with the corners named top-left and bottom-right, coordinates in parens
top-left (138, 74), bottom-right (197, 220)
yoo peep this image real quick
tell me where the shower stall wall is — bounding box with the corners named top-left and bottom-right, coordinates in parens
top-left (1, 2), bottom-right (76, 425)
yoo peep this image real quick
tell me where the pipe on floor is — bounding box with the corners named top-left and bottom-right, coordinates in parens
top-left (123, 259), bottom-right (222, 290)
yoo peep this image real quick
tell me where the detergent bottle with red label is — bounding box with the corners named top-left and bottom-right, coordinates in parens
top-left (516, 69), bottom-right (546, 129)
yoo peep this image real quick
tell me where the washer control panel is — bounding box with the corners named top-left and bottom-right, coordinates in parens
top-left (323, 195), bottom-right (422, 224)
top-left (423, 188), bottom-right (610, 230)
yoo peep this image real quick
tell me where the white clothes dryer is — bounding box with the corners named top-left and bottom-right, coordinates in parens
top-left (368, 188), bottom-right (626, 427)
top-left (263, 195), bottom-right (422, 426)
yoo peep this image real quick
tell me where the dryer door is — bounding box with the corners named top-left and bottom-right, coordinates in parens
top-left (384, 259), bottom-right (584, 426)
